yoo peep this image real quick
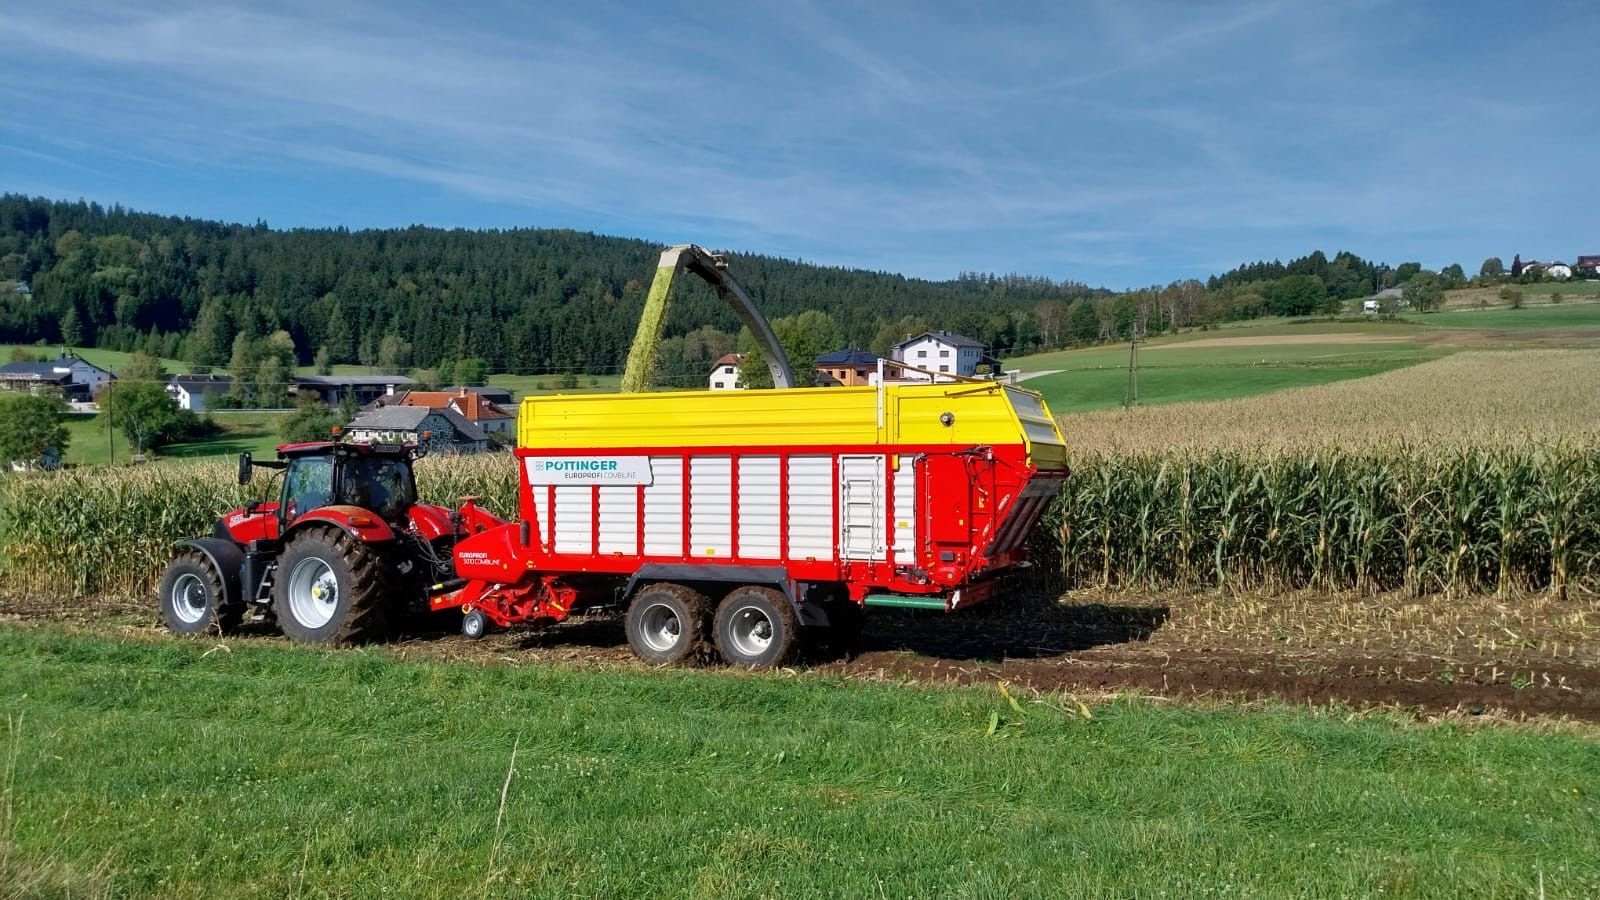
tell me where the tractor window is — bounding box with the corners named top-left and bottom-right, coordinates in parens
top-left (336, 456), bottom-right (417, 521)
top-left (282, 456), bottom-right (333, 520)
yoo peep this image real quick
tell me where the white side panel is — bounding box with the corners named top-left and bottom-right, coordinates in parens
top-left (597, 485), bottom-right (637, 555)
top-left (787, 455), bottom-right (834, 560)
top-left (840, 455), bottom-right (886, 560)
top-left (738, 456), bottom-right (782, 559)
top-left (690, 456), bottom-right (732, 558)
top-left (643, 456), bottom-right (683, 557)
top-left (553, 485), bottom-right (593, 554)
top-left (527, 488), bottom-right (548, 548)
top-left (892, 457), bottom-right (917, 562)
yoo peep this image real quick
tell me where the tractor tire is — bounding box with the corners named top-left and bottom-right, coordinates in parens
top-left (273, 528), bottom-right (393, 645)
top-left (713, 586), bottom-right (800, 669)
top-left (156, 549), bottom-right (243, 636)
top-left (461, 609), bottom-right (489, 640)
top-left (624, 583), bottom-right (709, 665)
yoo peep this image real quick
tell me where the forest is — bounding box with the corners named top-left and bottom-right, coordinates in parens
top-left (0, 194), bottom-right (1423, 388)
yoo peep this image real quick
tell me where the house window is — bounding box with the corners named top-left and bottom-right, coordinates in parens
top-left (713, 381), bottom-right (725, 389)
top-left (940, 350), bottom-right (950, 358)
top-left (916, 350), bottom-right (927, 358)
top-left (855, 369), bottom-right (866, 378)
top-left (724, 366), bottom-right (735, 374)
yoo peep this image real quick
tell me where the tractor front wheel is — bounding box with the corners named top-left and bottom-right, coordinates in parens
top-left (273, 529), bottom-right (391, 645)
top-left (157, 550), bottom-right (243, 636)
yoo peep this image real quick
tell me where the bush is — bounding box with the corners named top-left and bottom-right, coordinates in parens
top-left (1499, 286), bottom-right (1524, 309)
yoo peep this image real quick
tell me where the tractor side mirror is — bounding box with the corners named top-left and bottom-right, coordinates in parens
top-left (238, 452), bottom-right (253, 485)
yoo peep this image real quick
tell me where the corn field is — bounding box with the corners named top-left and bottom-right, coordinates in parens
top-left (2, 447), bottom-right (1598, 602)
top-left (1033, 447), bottom-right (1600, 599)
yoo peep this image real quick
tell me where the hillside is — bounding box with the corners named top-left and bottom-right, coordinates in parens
top-left (0, 195), bottom-right (1100, 382)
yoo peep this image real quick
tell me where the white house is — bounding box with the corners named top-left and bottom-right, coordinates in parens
top-left (890, 331), bottom-right (990, 379)
top-left (709, 352), bottom-right (745, 391)
top-left (166, 374), bottom-right (233, 411)
top-left (1545, 262), bottom-right (1573, 280)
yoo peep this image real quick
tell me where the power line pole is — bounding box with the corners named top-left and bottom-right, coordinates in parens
top-left (1123, 325), bottom-right (1144, 409)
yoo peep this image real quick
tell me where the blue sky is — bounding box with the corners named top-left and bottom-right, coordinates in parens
top-left (1, 1), bottom-right (1595, 288)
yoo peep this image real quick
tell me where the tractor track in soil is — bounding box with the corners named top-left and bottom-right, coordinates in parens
top-left (8, 593), bottom-right (1599, 724)
top-left (385, 597), bottom-right (1600, 724)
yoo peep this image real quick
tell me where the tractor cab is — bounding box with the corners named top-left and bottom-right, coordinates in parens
top-left (240, 441), bottom-right (421, 527)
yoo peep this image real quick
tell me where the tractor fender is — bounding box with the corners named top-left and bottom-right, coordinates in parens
top-left (286, 506), bottom-right (397, 544)
top-left (407, 503), bottom-right (457, 542)
top-left (620, 564), bottom-right (821, 626)
top-left (175, 538), bottom-right (245, 607)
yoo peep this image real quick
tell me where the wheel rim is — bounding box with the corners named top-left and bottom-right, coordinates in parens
top-left (637, 602), bottom-right (684, 653)
top-left (464, 613), bottom-right (484, 637)
top-left (727, 604), bottom-right (774, 658)
top-left (286, 557), bottom-right (339, 629)
top-left (170, 573), bottom-right (208, 625)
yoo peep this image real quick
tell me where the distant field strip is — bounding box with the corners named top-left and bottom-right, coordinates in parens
top-left (1061, 350), bottom-right (1600, 454)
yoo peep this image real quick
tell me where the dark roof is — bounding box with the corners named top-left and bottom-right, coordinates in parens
top-left (443, 385), bottom-right (513, 402)
top-left (0, 361), bottom-right (68, 379)
top-left (896, 330), bottom-right (985, 350)
top-left (168, 374), bottom-right (232, 392)
top-left (1576, 255), bottom-right (1600, 266)
top-left (347, 405), bottom-right (487, 443)
top-left (815, 348), bottom-right (882, 366)
top-left (296, 375), bottom-right (415, 387)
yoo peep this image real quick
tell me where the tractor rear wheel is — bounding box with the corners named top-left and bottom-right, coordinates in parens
top-left (713, 586), bottom-right (799, 669)
top-left (157, 550), bottom-right (243, 636)
top-left (273, 528), bottom-right (392, 645)
top-left (624, 583), bottom-right (709, 665)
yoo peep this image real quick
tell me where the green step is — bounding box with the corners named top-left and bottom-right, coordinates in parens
top-left (862, 594), bottom-right (947, 610)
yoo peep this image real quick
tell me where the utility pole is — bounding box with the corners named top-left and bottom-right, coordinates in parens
top-left (1123, 325), bottom-right (1144, 410)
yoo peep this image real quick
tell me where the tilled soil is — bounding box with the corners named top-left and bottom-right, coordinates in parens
top-left (391, 594), bottom-right (1600, 723)
top-left (12, 591), bottom-right (1599, 723)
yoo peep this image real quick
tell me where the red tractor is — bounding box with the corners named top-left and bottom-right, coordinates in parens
top-left (157, 440), bottom-right (487, 643)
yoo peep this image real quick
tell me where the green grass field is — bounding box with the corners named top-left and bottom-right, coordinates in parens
top-left (1008, 339), bottom-right (1443, 414)
top-left (1, 625), bottom-right (1595, 898)
top-left (488, 372), bottom-right (621, 398)
top-left (61, 411), bottom-right (287, 465)
top-left (1408, 303), bottom-right (1600, 330)
top-left (1, 343), bottom-right (192, 375)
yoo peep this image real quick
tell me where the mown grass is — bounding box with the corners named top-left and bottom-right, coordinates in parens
top-left (0, 624), bottom-right (1595, 898)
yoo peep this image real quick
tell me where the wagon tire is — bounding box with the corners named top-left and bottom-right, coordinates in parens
top-left (624, 583), bottom-right (709, 665)
top-left (273, 528), bottom-right (392, 645)
top-left (714, 586), bottom-right (800, 669)
top-left (461, 609), bottom-right (489, 640)
top-left (157, 550), bottom-right (243, 636)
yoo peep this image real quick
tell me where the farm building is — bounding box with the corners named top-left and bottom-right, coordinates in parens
top-left (1545, 262), bottom-right (1573, 279)
top-left (0, 354), bottom-right (114, 401)
top-left (813, 348), bottom-right (910, 386)
top-left (166, 374), bottom-right (233, 411)
top-left (1576, 255), bottom-right (1600, 276)
top-left (393, 388), bottom-right (515, 435)
top-left (345, 405), bottom-right (488, 454)
top-left (708, 353), bottom-right (745, 391)
top-left (294, 374), bottom-right (415, 407)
